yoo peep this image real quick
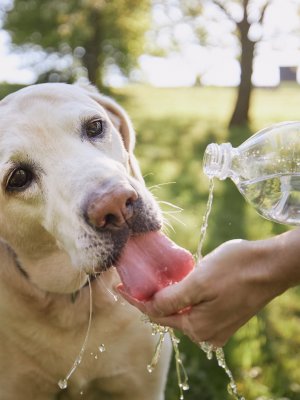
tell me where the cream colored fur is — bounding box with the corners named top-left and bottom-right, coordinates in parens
top-left (0, 83), bottom-right (171, 400)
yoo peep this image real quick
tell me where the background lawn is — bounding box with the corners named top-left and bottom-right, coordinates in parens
top-left (2, 83), bottom-right (300, 400)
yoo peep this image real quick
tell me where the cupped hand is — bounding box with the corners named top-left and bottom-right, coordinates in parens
top-left (118, 238), bottom-right (289, 346)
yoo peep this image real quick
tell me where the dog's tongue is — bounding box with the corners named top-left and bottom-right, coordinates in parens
top-left (115, 231), bottom-right (194, 301)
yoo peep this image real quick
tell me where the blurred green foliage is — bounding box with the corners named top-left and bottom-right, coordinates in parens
top-left (2, 83), bottom-right (300, 399)
top-left (3, 0), bottom-right (150, 86)
top-left (112, 84), bottom-right (300, 400)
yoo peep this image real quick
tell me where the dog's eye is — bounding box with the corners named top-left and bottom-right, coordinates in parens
top-left (6, 168), bottom-right (33, 191)
top-left (86, 119), bottom-right (104, 139)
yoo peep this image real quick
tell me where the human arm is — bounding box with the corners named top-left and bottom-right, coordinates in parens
top-left (118, 228), bottom-right (300, 346)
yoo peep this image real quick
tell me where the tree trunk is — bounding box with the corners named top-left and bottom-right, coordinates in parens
top-left (229, 13), bottom-right (256, 127)
top-left (82, 10), bottom-right (104, 89)
top-left (83, 51), bottom-right (100, 85)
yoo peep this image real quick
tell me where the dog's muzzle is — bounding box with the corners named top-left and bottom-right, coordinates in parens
top-left (84, 182), bottom-right (139, 230)
top-left (81, 180), bottom-right (162, 272)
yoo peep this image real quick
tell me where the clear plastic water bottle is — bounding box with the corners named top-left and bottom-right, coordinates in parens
top-left (203, 121), bottom-right (300, 225)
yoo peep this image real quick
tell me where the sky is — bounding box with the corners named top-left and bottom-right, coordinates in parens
top-left (0, 0), bottom-right (300, 87)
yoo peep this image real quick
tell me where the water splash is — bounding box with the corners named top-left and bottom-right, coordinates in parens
top-left (199, 343), bottom-right (245, 400)
top-left (147, 323), bottom-right (189, 400)
top-left (147, 323), bottom-right (169, 373)
top-left (98, 344), bottom-right (106, 353)
top-left (58, 379), bottom-right (68, 390)
top-left (170, 329), bottom-right (189, 399)
top-left (58, 275), bottom-right (93, 390)
top-left (196, 178), bottom-right (245, 400)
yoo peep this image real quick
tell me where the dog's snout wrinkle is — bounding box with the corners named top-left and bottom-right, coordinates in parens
top-left (86, 185), bottom-right (138, 229)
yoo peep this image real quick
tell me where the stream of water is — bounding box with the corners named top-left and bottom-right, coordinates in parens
top-left (196, 178), bottom-right (245, 400)
top-left (149, 177), bottom-right (245, 400)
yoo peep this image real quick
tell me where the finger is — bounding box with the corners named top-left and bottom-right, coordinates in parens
top-left (207, 335), bottom-right (229, 348)
top-left (150, 311), bottom-right (207, 344)
top-left (144, 271), bottom-right (204, 317)
top-left (150, 313), bottom-right (190, 333)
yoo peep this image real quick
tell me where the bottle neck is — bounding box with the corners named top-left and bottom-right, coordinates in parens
top-left (203, 143), bottom-right (233, 180)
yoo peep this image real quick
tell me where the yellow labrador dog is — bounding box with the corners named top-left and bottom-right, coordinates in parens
top-left (0, 83), bottom-right (172, 400)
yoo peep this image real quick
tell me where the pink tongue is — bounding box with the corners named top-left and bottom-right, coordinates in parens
top-left (115, 231), bottom-right (194, 301)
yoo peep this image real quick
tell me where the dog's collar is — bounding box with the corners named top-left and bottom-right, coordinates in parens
top-left (8, 243), bottom-right (97, 303)
top-left (4, 243), bottom-right (29, 279)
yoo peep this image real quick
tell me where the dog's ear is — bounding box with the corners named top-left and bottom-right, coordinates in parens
top-left (75, 82), bottom-right (144, 184)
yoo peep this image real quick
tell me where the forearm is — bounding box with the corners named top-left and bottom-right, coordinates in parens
top-left (255, 228), bottom-right (300, 296)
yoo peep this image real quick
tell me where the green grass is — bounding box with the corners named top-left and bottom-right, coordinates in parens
top-left (111, 84), bottom-right (300, 400)
top-left (2, 82), bottom-right (300, 399)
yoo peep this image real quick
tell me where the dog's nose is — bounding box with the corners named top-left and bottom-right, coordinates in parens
top-left (86, 184), bottom-right (138, 229)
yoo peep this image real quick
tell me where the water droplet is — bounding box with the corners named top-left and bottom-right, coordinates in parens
top-left (182, 383), bottom-right (189, 391)
top-left (80, 391), bottom-right (84, 396)
top-left (94, 355), bottom-right (98, 359)
top-left (98, 344), bottom-right (106, 353)
top-left (75, 355), bottom-right (82, 366)
top-left (58, 379), bottom-right (68, 390)
top-left (227, 383), bottom-right (234, 395)
top-left (217, 358), bottom-right (226, 368)
top-left (147, 364), bottom-right (153, 373)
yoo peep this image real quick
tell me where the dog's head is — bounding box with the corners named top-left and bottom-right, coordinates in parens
top-left (0, 83), bottom-right (162, 293)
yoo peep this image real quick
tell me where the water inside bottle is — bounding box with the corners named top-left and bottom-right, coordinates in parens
top-left (238, 173), bottom-right (300, 225)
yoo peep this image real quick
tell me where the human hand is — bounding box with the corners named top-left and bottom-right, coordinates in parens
top-left (118, 238), bottom-right (289, 347)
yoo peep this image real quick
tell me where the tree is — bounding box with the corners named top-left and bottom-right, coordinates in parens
top-left (153, 0), bottom-right (300, 127)
top-left (3, 0), bottom-right (151, 87)
top-left (209, 0), bottom-right (269, 127)
top-left (177, 0), bottom-right (271, 127)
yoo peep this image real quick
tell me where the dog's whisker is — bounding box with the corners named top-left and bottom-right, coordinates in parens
top-left (158, 200), bottom-right (183, 211)
top-left (162, 225), bottom-right (174, 236)
top-left (162, 218), bottom-right (176, 234)
top-left (77, 270), bottom-right (85, 296)
top-left (147, 181), bottom-right (176, 192)
top-left (163, 211), bottom-right (186, 227)
top-left (142, 172), bottom-right (154, 180)
top-left (148, 181), bottom-right (176, 190)
top-left (161, 210), bottom-right (183, 215)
